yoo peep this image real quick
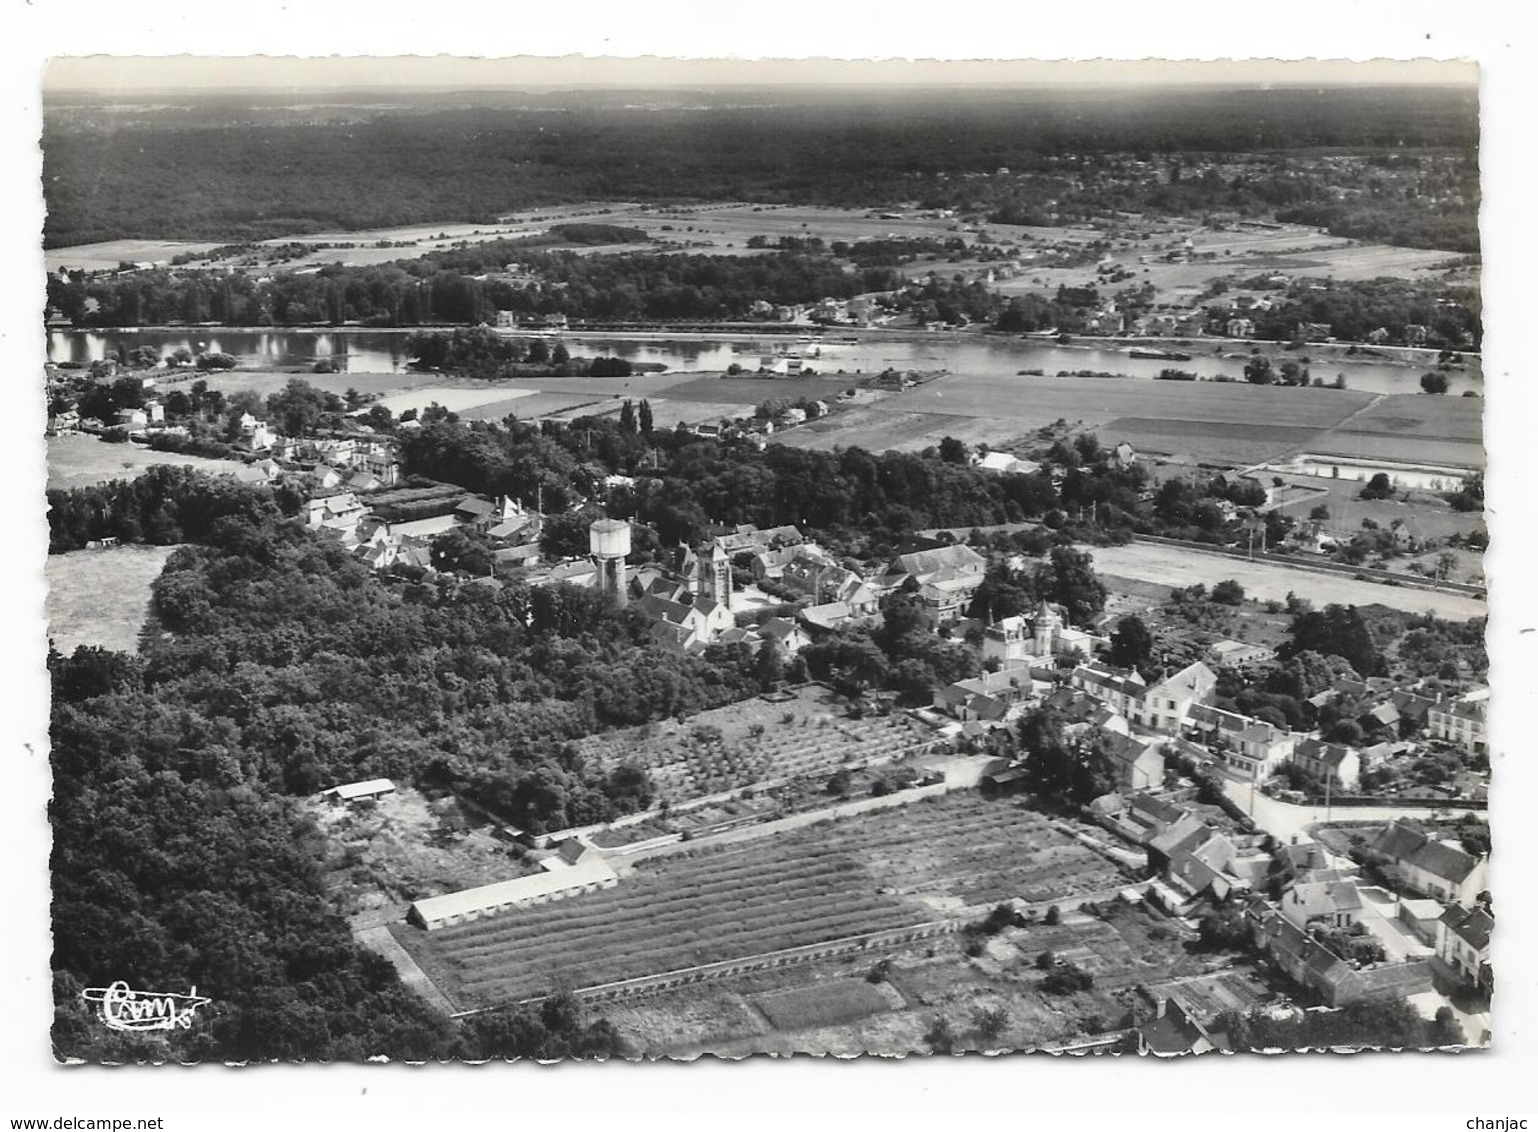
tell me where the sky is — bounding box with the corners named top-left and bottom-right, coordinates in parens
top-left (43, 55), bottom-right (1478, 94)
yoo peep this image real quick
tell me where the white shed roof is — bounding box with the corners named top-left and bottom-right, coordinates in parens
top-left (410, 857), bottom-right (617, 925)
top-left (324, 778), bottom-right (396, 801)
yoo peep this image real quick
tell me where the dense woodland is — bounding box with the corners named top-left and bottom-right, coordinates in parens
top-left (44, 86), bottom-right (1477, 250)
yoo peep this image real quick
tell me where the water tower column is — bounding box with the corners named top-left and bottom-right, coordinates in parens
top-left (589, 518), bottom-right (632, 607)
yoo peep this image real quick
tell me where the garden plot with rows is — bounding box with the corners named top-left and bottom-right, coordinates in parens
top-left (576, 686), bottom-right (941, 803)
top-left (396, 793), bottom-right (1124, 1009)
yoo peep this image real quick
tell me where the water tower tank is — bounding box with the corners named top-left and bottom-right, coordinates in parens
top-left (589, 518), bottom-right (632, 559)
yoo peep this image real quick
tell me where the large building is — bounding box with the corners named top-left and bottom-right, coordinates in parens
top-left (407, 857), bottom-right (619, 932)
top-left (883, 543), bottom-right (987, 622)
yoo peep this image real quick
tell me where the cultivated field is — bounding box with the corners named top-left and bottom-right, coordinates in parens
top-left (605, 895), bottom-right (1251, 1057)
top-left (1309, 393), bottom-right (1484, 470)
top-left (45, 543), bottom-right (178, 655)
top-left (1088, 541), bottom-right (1486, 621)
top-left (780, 371), bottom-right (1374, 462)
top-left (46, 433), bottom-right (246, 491)
top-left (395, 793), bottom-right (1125, 1009)
top-left (751, 978), bottom-right (900, 1032)
top-left (577, 686), bottom-right (941, 803)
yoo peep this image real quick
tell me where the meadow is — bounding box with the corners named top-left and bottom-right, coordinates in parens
top-left (45, 543), bottom-right (178, 654)
top-left (46, 432), bottom-right (245, 491)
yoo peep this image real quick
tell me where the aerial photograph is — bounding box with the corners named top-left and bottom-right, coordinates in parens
top-left (39, 56), bottom-right (1489, 1063)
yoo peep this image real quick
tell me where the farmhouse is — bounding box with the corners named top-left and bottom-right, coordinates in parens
top-left (408, 856), bottom-right (620, 931)
top-left (320, 778), bottom-right (397, 806)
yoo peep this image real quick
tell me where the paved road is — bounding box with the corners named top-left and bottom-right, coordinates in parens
top-left (615, 754), bottom-right (998, 866)
top-left (1221, 779), bottom-right (1483, 846)
top-left (1088, 542), bottom-right (1486, 621)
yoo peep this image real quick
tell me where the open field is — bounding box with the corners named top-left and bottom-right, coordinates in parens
top-left (662, 373), bottom-right (858, 406)
top-left (1308, 393), bottom-right (1484, 470)
top-left (395, 792), bottom-right (1124, 1009)
top-left (578, 686), bottom-right (940, 803)
top-left (457, 392), bottom-right (613, 423)
top-left (780, 371), bottom-right (1373, 462)
top-left (44, 237), bottom-right (218, 273)
top-left (1088, 541), bottom-right (1486, 621)
top-left (45, 543), bottom-right (178, 655)
top-left (46, 433), bottom-right (246, 491)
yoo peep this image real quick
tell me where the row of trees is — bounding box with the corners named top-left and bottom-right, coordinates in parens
top-left (48, 248), bottom-right (907, 330)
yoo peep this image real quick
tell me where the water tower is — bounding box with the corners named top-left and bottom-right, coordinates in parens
top-left (589, 518), bottom-right (632, 607)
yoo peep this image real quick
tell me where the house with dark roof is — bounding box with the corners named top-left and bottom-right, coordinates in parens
top-left (1426, 694), bottom-right (1488, 756)
top-left (1291, 737), bottom-right (1361, 792)
top-left (1185, 703), bottom-right (1294, 781)
top-left (1094, 731), bottom-right (1165, 793)
top-left (1369, 819), bottom-right (1489, 906)
top-left (1280, 879), bottom-right (1363, 930)
top-left (1437, 905), bottom-right (1493, 992)
top-left (1137, 995), bottom-right (1230, 1056)
top-left (935, 665), bottom-right (1044, 725)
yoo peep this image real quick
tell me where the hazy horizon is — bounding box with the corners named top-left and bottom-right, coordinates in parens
top-left (45, 55), bottom-right (1477, 95)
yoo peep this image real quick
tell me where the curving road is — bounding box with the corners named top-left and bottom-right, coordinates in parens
top-left (1221, 778), bottom-right (1483, 847)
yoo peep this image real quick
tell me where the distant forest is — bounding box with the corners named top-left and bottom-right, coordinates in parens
top-left (42, 85), bottom-right (1479, 249)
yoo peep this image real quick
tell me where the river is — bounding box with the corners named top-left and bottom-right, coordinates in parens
top-left (45, 328), bottom-right (1480, 398)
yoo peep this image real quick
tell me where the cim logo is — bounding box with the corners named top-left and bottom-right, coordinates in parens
top-left (81, 981), bottom-right (211, 1032)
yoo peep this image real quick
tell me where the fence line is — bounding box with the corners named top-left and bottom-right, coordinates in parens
top-left (449, 918), bottom-right (966, 1018)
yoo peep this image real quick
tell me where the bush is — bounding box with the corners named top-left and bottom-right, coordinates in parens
top-left (1211, 579), bottom-right (1246, 605)
top-left (1043, 904), bottom-right (1061, 926)
top-left (1041, 962), bottom-right (1094, 995)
